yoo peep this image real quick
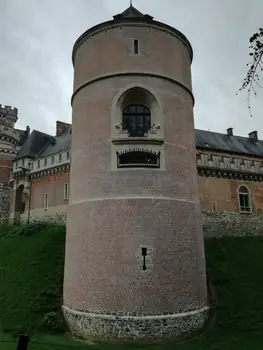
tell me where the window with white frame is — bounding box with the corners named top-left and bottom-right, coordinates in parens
top-left (64, 183), bottom-right (69, 200)
top-left (238, 185), bottom-right (251, 213)
top-left (66, 151), bottom-right (70, 160)
top-left (59, 153), bottom-right (62, 162)
top-left (44, 193), bottom-right (48, 210)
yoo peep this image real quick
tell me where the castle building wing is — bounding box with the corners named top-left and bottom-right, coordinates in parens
top-left (195, 129), bottom-right (263, 157)
top-left (37, 126), bottom-right (71, 158)
top-left (14, 130), bottom-right (55, 160)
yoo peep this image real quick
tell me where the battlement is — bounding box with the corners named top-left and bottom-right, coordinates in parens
top-left (0, 105), bottom-right (18, 118)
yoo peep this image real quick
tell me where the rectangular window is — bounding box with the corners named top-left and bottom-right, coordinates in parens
top-left (239, 193), bottom-right (251, 212)
top-left (51, 155), bottom-right (54, 165)
top-left (59, 153), bottom-right (62, 162)
top-left (244, 160), bottom-right (251, 168)
top-left (212, 201), bottom-right (217, 212)
top-left (64, 183), bottom-right (69, 200)
top-left (44, 158), bottom-right (47, 167)
top-left (134, 39), bottom-right (138, 54)
top-left (66, 151), bottom-right (70, 160)
top-left (44, 193), bottom-right (48, 210)
top-left (37, 160), bottom-right (40, 169)
top-left (224, 157), bottom-right (230, 168)
top-left (15, 162), bottom-right (18, 169)
top-left (201, 154), bottom-right (208, 166)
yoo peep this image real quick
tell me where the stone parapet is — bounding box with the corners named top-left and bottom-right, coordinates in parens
top-left (62, 305), bottom-right (209, 343)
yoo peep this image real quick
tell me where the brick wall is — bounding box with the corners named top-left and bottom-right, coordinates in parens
top-left (198, 175), bottom-right (263, 213)
top-left (0, 159), bottom-right (12, 186)
top-left (31, 172), bottom-right (70, 210)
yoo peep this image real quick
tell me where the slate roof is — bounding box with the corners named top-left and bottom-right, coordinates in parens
top-left (113, 5), bottom-right (153, 20)
top-left (38, 126), bottom-right (71, 158)
top-left (14, 126), bottom-right (263, 161)
top-left (120, 5), bottom-right (145, 18)
top-left (15, 129), bottom-right (28, 146)
top-left (195, 129), bottom-right (263, 157)
top-left (14, 130), bottom-right (56, 160)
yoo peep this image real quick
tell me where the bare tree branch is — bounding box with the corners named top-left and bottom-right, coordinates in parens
top-left (237, 28), bottom-right (263, 117)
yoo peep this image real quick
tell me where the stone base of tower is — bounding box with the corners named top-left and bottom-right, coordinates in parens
top-left (62, 305), bottom-right (209, 343)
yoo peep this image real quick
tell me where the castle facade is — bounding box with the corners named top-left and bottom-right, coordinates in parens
top-left (2, 4), bottom-right (263, 343)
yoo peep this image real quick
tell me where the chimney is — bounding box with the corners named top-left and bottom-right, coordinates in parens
top-left (249, 130), bottom-right (258, 141)
top-left (227, 127), bottom-right (233, 136)
top-left (26, 125), bottom-right (30, 138)
top-left (56, 120), bottom-right (71, 137)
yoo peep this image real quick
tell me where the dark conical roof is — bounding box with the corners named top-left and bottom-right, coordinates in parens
top-left (113, 5), bottom-right (153, 20)
top-left (121, 5), bottom-right (144, 18)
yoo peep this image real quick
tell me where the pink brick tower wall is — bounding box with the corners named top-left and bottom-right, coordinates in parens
top-left (63, 12), bottom-right (209, 343)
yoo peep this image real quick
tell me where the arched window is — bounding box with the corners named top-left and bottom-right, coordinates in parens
top-left (238, 185), bottom-right (252, 213)
top-left (122, 104), bottom-right (151, 137)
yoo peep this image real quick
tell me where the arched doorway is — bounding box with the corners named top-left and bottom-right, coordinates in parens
top-left (14, 184), bottom-right (25, 224)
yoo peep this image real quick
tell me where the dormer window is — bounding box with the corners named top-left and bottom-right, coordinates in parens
top-left (122, 104), bottom-right (151, 137)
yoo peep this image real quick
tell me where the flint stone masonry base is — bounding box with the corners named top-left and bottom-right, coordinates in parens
top-left (0, 187), bottom-right (11, 224)
top-left (21, 212), bottom-right (67, 225)
top-left (62, 305), bottom-right (209, 343)
top-left (21, 210), bottom-right (263, 238)
top-left (202, 210), bottom-right (263, 237)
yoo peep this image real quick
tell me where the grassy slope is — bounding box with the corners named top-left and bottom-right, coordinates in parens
top-left (0, 224), bottom-right (66, 335)
top-left (0, 224), bottom-right (263, 349)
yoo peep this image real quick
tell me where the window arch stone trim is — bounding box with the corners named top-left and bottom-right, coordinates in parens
top-left (237, 184), bottom-right (252, 213)
top-left (111, 83), bottom-right (164, 139)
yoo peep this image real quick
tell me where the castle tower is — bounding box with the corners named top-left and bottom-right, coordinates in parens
top-left (63, 5), bottom-right (209, 343)
top-left (0, 105), bottom-right (20, 185)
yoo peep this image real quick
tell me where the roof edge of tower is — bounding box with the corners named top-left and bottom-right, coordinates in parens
top-left (72, 18), bottom-right (193, 66)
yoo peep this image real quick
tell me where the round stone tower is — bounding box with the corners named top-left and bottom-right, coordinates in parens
top-left (63, 5), bottom-right (209, 343)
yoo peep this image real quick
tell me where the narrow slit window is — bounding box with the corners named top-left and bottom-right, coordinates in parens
top-left (134, 39), bottom-right (138, 54)
top-left (44, 193), bottom-right (48, 210)
top-left (141, 247), bottom-right (147, 270)
top-left (64, 183), bottom-right (69, 200)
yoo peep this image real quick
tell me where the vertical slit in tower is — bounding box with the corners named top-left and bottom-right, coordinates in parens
top-left (134, 39), bottom-right (139, 54)
top-left (142, 247), bottom-right (147, 270)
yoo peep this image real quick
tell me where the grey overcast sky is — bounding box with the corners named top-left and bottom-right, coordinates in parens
top-left (0, 0), bottom-right (263, 138)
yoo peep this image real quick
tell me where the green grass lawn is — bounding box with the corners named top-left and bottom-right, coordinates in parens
top-left (0, 223), bottom-right (263, 349)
